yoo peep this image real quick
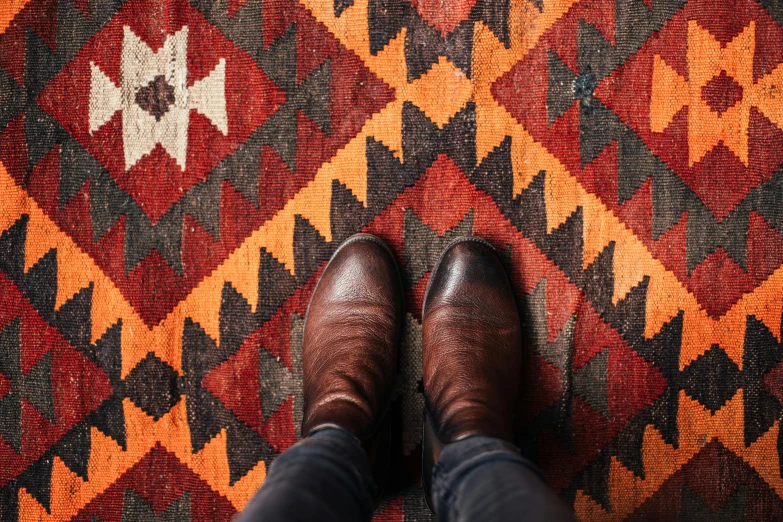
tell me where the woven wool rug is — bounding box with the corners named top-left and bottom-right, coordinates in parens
top-left (2, 0), bottom-right (783, 519)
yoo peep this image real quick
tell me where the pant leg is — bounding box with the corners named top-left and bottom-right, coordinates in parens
top-left (235, 428), bottom-right (377, 522)
top-left (431, 436), bottom-right (576, 522)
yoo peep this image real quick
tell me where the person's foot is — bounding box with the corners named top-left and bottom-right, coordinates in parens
top-left (421, 237), bottom-right (522, 510)
top-left (302, 233), bottom-right (403, 441)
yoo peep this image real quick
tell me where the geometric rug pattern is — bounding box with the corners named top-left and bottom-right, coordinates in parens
top-left (3, 0), bottom-right (783, 519)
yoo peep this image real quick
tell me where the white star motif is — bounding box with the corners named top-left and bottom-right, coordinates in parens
top-left (88, 26), bottom-right (228, 171)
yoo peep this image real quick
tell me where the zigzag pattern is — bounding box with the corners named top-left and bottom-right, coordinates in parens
top-left (4, 0), bottom-right (783, 520)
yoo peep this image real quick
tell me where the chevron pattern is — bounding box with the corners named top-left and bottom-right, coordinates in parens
top-left (3, 0), bottom-right (783, 520)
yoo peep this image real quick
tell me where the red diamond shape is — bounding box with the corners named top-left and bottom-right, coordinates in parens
top-left (701, 70), bottom-right (744, 114)
top-left (71, 445), bottom-right (236, 520)
top-left (17, 0), bottom-right (395, 326)
top-left (492, 0), bottom-right (783, 317)
top-left (38, 0), bottom-right (285, 224)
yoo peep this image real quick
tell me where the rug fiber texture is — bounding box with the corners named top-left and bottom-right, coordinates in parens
top-left (2, 0), bottom-right (783, 519)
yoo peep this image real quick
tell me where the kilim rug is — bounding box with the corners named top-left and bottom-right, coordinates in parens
top-left (2, 0), bottom-right (783, 519)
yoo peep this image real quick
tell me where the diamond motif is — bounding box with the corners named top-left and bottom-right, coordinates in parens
top-left (135, 75), bottom-right (176, 121)
top-left (124, 353), bottom-right (181, 420)
top-left (701, 70), bottom-right (744, 115)
top-left (682, 345), bottom-right (741, 413)
top-left (492, 0), bottom-right (783, 318)
top-left (23, 0), bottom-right (394, 326)
top-left (593, 6), bottom-right (783, 219)
top-left (38, 0), bottom-right (284, 223)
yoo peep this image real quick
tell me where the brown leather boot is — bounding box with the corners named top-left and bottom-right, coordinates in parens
top-left (301, 233), bottom-right (403, 496)
top-left (421, 237), bottom-right (522, 510)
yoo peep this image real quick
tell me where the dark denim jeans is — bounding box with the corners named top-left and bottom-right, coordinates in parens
top-left (236, 427), bottom-right (575, 522)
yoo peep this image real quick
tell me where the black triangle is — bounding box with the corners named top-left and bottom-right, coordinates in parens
top-left (257, 24), bottom-right (296, 92)
top-left (403, 208), bottom-right (441, 287)
top-left (59, 138), bottom-right (102, 208)
top-left (441, 103), bottom-right (477, 174)
top-left (19, 249), bottom-right (57, 322)
top-left (25, 28), bottom-right (62, 170)
top-left (365, 137), bottom-right (414, 214)
top-left (616, 0), bottom-right (659, 59)
top-left (542, 207), bottom-right (584, 284)
top-left (55, 0), bottom-right (122, 64)
top-left (194, 0), bottom-right (265, 64)
top-left (442, 22), bottom-right (474, 79)
top-left (0, 482), bottom-right (18, 522)
top-left (579, 101), bottom-right (622, 167)
top-left (577, 20), bottom-right (620, 81)
top-left (511, 170), bottom-right (547, 243)
top-left (53, 422), bottom-right (91, 480)
top-left (226, 420), bottom-right (275, 485)
top-left (124, 207), bottom-right (183, 275)
top-left (612, 415), bottom-right (648, 478)
top-left (330, 180), bottom-right (369, 243)
top-left (0, 67), bottom-right (24, 132)
top-left (89, 175), bottom-right (130, 242)
top-left (582, 241), bottom-right (616, 314)
top-left (405, 17), bottom-right (444, 81)
top-left (651, 386), bottom-right (680, 448)
top-left (578, 450), bottom-right (611, 510)
top-left (0, 215), bottom-right (28, 284)
top-left (23, 351), bottom-right (55, 423)
top-left (650, 169), bottom-right (690, 240)
top-left (637, 311), bottom-right (683, 448)
top-left (181, 318), bottom-right (234, 452)
top-left (221, 132), bottom-right (263, 208)
top-left (368, 0), bottom-right (408, 55)
top-left (92, 321), bottom-right (122, 385)
top-left (473, 0), bottom-right (510, 47)
top-left (470, 136), bottom-right (514, 210)
top-left (259, 104), bottom-right (298, 173)
top-left (402, 101), bottom-right (441, 175)
top-left (615, 0), bottom-right (686, 60)
top-left (618, 130), bottom-right (661, 205)
top-left (17, 456), bottom-right (53, 511)
top-left (573, 349), bottom-right (609, 416)
top-left (256, 249), bottom-right (298, 325)
top-left (181, 175), bottom-right (223, 239)
top-left (25, 104), bottom-right (60, 173)
top-left (720, 204), bottom-right (750, 270)
top-left (685, 204), bottom-right (749, 273)
top-left (219, 282), bottom-right (259, 356)
top-left (90, 396), bottom-right (126, 450)
top-left (54, 283), bottom-right (93, 351)
top-left (293, 215), bottom-right (333, 284)
top-left (547, 50), bottom-right (577, 126)
top-left (743, 315), bottom-right (783, 445)
top-left (293, 59), bottom-right (331, 135)
top-left (89, 321), bottom-right (126, 448)
top-left (24, 28), bottom-right (59, 96)
top-left (334, 0), bottom-right (354, 16)
top-left (610, 275), bottom-right (649, 346)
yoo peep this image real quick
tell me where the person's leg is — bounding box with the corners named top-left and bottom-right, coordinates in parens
top-left (431, 436), bottom-right (575, 522)
top-left (421, 237), bottom-right (573, 520)
top-left (235, 428), bottom-right (376, 522)
top-left (236, 234), bottom-right (403, 521)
